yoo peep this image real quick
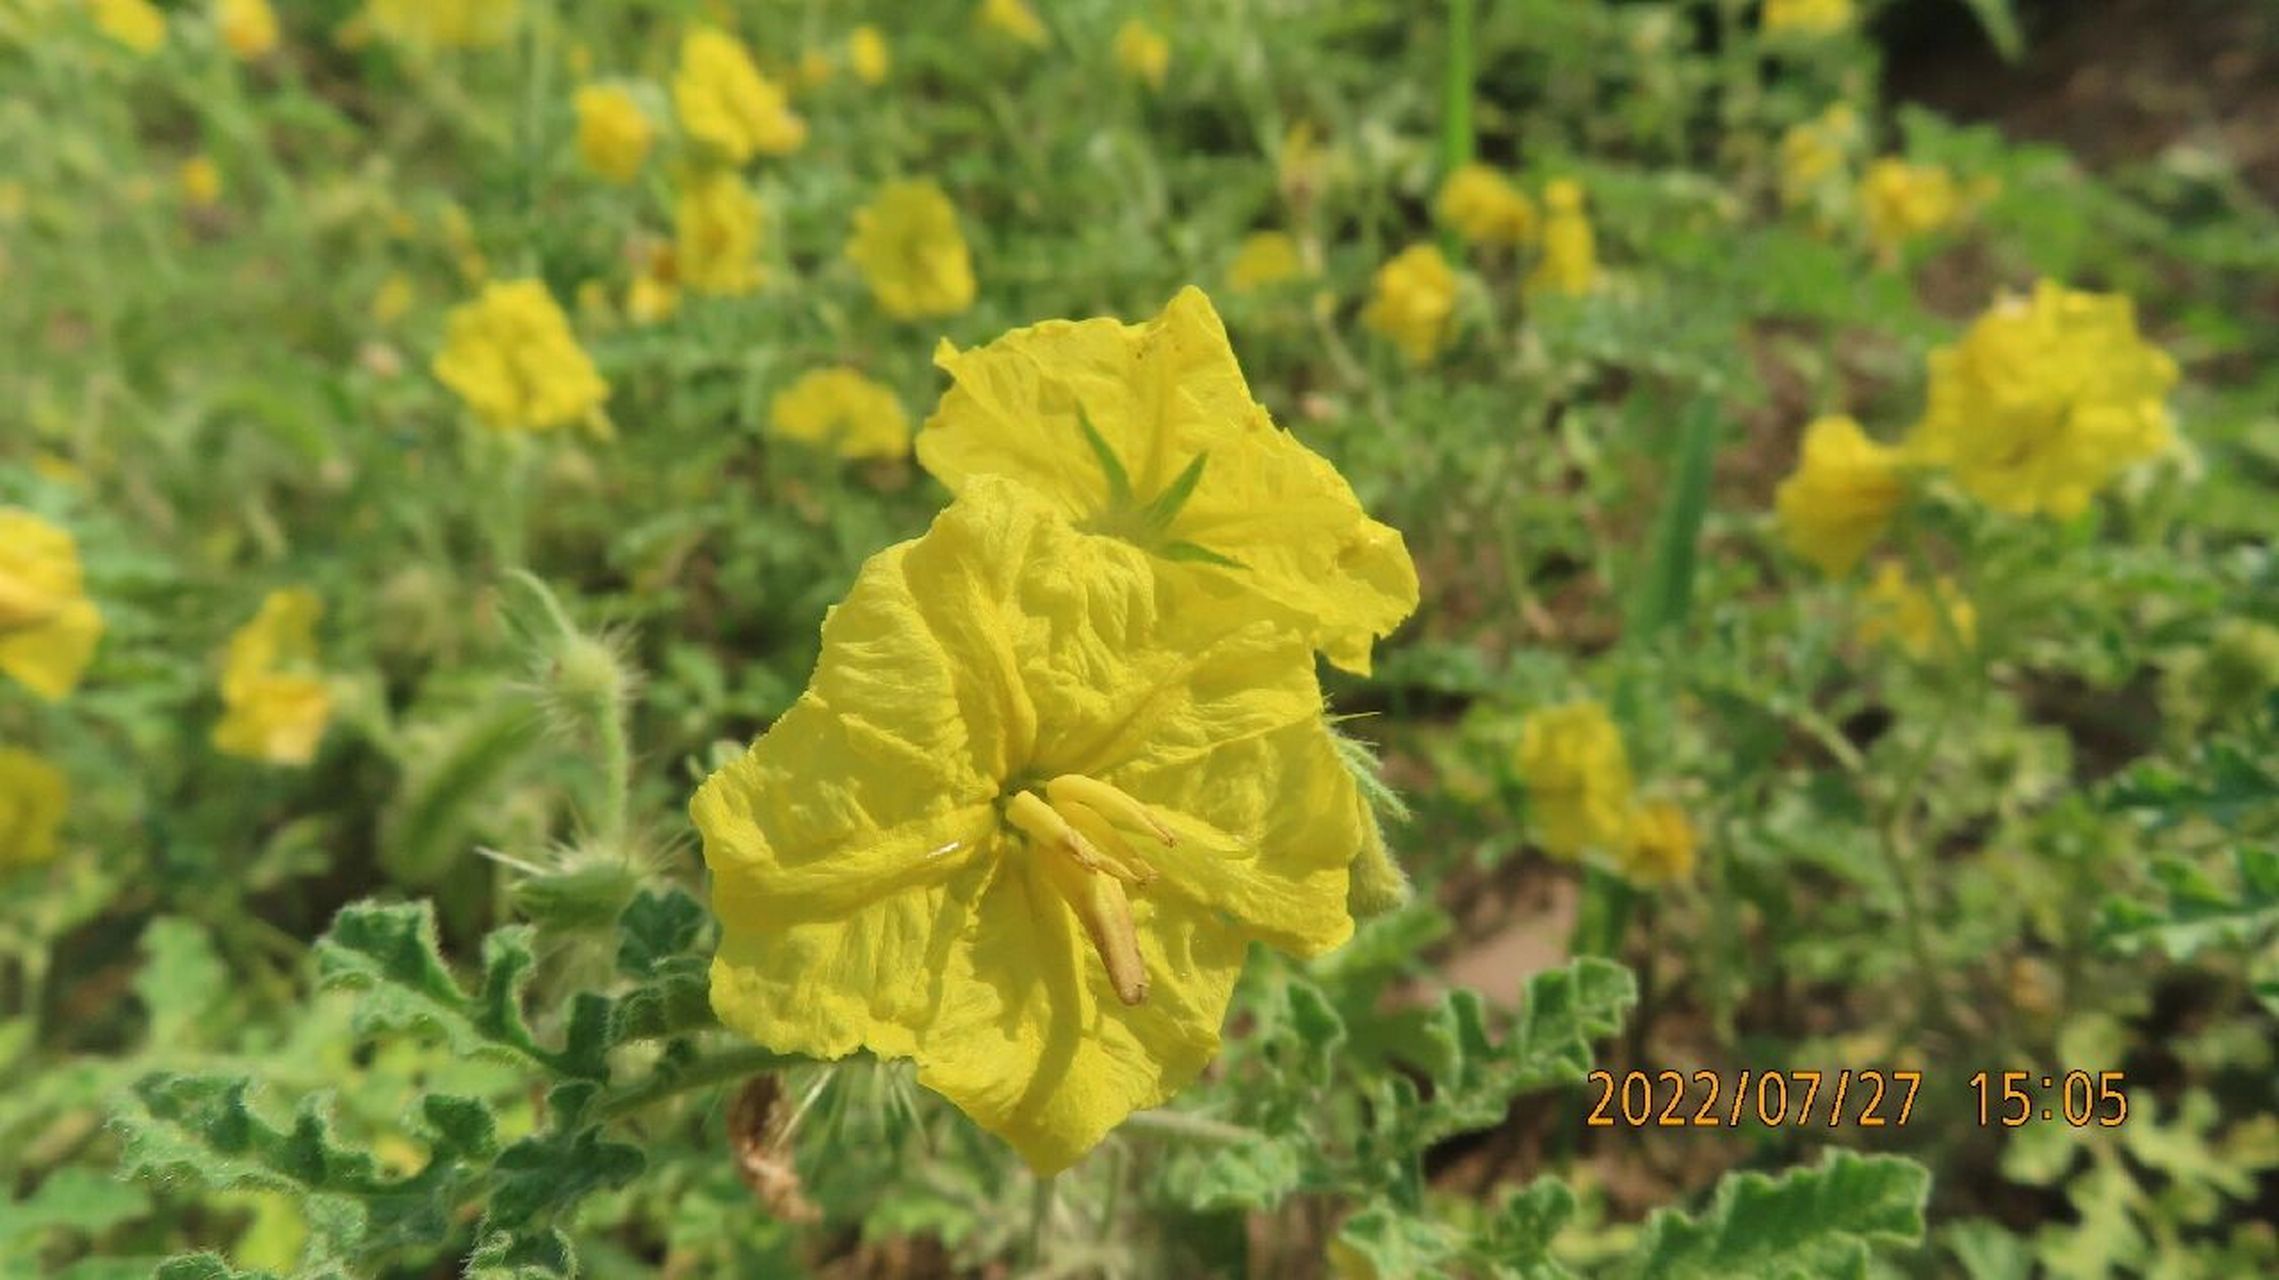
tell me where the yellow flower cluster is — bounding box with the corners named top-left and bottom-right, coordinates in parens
top-left (1226, 230), bottom-right (1306, 294)
top-left (978, 0), bottom-right (1047, 47)
top-left (1113, 19), bottom-right (1169, 89)
top-left (1437, 163), bottom-right (1538, 247)
top-left (1363, 244), bottom-right (1457, 364)
top-left (1774, 415), bottom-right (1906, 576)
top-left (846, 179), bottom-right (975, 319)
top-left (432, 280), bottom-right (610, 432)
top-left (1513, 701), bottom-right (1694, 885)
top-left (1858, 562), bottom-right (1977, 660)
top-left (674, 168), bottom-right (765, 296)
top-left (0, 747), bottom-right (68, 872)
top-left (1908, 280), bottom-right (2178, 518)
top-left (848, 25), bottom-right (890, 84)
top-left (1778, 103), bottom-right (1861, 208)
top-left (1526, 179), bottom-right (1600, 298)
top-left (697, 288), bottom-right (1418, 1172)
top-left (1761, 0), bottom-right (1853, 36)
top-left (674, 26), bottom-right (806, 163)
top-left (92, 0), bottom-right (165, 53)
top-left (768, 368), bottom-right (909, 461)
top-left (213, 589), bottom-right (335, 766)
top-left (216, 0), bottom-right (278, 59)
top-left (0, 509), bottom-right (104, 701)
top-left (361, 0), bottom-right (519, 51)
top-left (574, 84), bottom-right (653, 185)
top-left (179, 155), bottom-right (222, 208)
top-left (1858, 158), bottom-right (1959, 260)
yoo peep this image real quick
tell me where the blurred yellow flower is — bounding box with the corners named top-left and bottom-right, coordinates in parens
top-left (1515, 701), bottom-right (1634, 859)
top-left (362, 0), bottom-right (518, 50)
top-left (674, 168), bottom-right (765, 296)
top-left (179, 155), bottom-right (222, 208)
top-left (1907, 280), bottom-right (2179, 517)
top-left (1113, 19), bottom-right (1168, 88)
top-left (370, 271), bottom-right (415, 325)
top-left (1227, 230), bottom-right (1305, 293)
top-left (1858, 158), bottom-right (1958, 259)
top-left (674, 26), bottom-right (806, 163)
top-left (1857, 561), bottom-right (1976, 660)
top-left (0, 508), bottom-right (103, 701)
top-left (214, 589), bottom-right (334, 766)
top-left (1437, 163), bottom-right (1538, 247)
top-left (848, 24), bottom-right (889, 84)
top-left (1619, 800), bottom-right (1696, 885)
top-left (1762, 0), bottom-right (1852, 35)
top-left (1773, 415), bottom-right (1906, 576)
top-left (436, 201), bottom-right (487, 282)
top-left (574, 84), bottom-right (653, 185)
top-left (216, 0), bottom-right (277, 58)
top-left (92, 0), bottom-right (166, 53)
top-left (977, 0), bottom-right (1046, 47)
top-left (0, 748), bottom-right (67, 871)
top-left (626, 243), bottom-right (679, 325)
top-left (1362, 243), bottom-right (1457, 364)
top-left (793, 48), bottom-right (832, 91)
top-left (918, 287), bottom-right (1419, 675)
top-left (432, 280), bottom-right (609, 432)
top-left (847, 179), bottom-right (975, 319)
top-left (1526, 179), bottom-right (1599, 297)
top-left (1779, 103), bottom-right (1859, 206)
top-left (695, 481), bottom-right (1366, 1173)
top-left (769, 368), bottom-right (910, 461)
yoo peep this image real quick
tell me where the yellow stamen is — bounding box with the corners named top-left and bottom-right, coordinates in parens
top-left (1034, 847), bottom-right (1148, 1006)
top-left (1059, 800), bottom-right (1158, 887)
top-left (1046, 774), bottom-right (1176, 846)
top-left (1005, 790), bottom-right (1115, 874)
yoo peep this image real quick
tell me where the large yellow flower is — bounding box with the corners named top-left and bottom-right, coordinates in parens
top-left (1773, 415), bottom-right (1906, 576)
top-left (1514, 701), bottom-right (1634, 859)
top-left (674, 26), bottom-right (806, 163)
top-left (918, 287), bottom-right (1418, 674)
top-left (214, 589), bottom-right (334, 766)
top-left (674, 168), bottom-right (765, 296)
top-left (0, 509), bottom-right (102, 701)
top-left (216, 0), bottom-right (278, 59)
top-left (432, 280), bottom-right (609, 432)
top-left (846, 179), bottom-right (975, 320)
top-left (574, 84), bottom-right (653, 185)
top-left (694, 482), bottom-right (1365, 1173)
top-left (1437, 163), bottom-right (1538, 247)
top-left (1362, 243), bottom-right (1456, 365)
top-left (1526, 179), bottom-right (1599, 298)
top-left (0, 748), bottom-right (67, 871)
top-left (1906, 280), bottom-right (2178, 518)
top-left (769, 368), bottom-right (910, 460)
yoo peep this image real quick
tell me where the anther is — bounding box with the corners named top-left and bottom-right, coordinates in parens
top-left (1045, 774), bottom-right (1176, 846)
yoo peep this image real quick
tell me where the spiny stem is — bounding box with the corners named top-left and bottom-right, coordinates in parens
top-left (595, 1044), bottom-right (809, 1122)
top-left (1119, 1107), bottom-right (1261, 1145)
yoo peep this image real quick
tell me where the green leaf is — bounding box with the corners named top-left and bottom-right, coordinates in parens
top-left (482, 1082), bottom-right (644, 1235)
top-left (1483, 1179), bottom-right (1579, 1279)
top-left (1334, 1201), bottom-right (1463, 1277)
top-left (615, 888), bottom-right (709, 979)
top-left (1412, 958), bottom-right (1637, 1143)
top-left (0, 1167), bottom-right (149, 1257)
top-left (1623, 1150), bottom-right (1930, 1279)
top-left (135, 917), bottom-right (230, 1049)
top-left (1955, 0), bottom-right (2025, 62)
top-left (153, 1256), bottom-right (285, 1280)
top-left (1625, 398), bottom-right (1720, 644)
top-left (315, 901), bottom-right (606, 1080)
top-left (1171, 1134), bottom-right (1310, 1212)
top-left (2096, 847), bottom-right (2279, 967)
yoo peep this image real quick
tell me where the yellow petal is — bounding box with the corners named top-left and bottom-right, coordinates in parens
top-left (0, 598), bottom-right (103, 700)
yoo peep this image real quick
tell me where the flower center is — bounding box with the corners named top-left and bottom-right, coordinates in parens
top-left (1003, 774), bottom-right (1177, 1007)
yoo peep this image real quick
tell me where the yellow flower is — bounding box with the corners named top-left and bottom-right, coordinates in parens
top-left (846, 179), bottom-right (975, 320)
top-left (370, 271), bottom-right (415, 325)
top-left (573, 84), bottom-right (653, 185)
top-left (0, 509), bottom-right (102, 701)
top-left (0, 748), bottom-right (67, 871)
top-left (1619, 801), bottom-right (1696, 885)
top-left (793, 48), bottom-right (833, 91)
top-left (1514, 701), bottom-right (1633, 859)
top-left (1362, 243), bottom-right (1457, 364)
top-left (1226, 230), bottom-right (1305, 294)
top-left (361, 0), bottom-right (518, 50)
top-left (769, 368), bottom-right (910, 461)
top-left (694, 480), bottom-right (1367, 1173)
top-left (1857, 561), bottom-right (1976, 660)
top-left (92, 0), bottom-right (165, 52)
top-left (432, 280), bottom-right (610, 432)
top-left (214, 589), bottom-right (334, 766)
top-left (848, 24), bottom-right (889, 84)
top-left (919, 287), bottom-right (1419, 675)
top-left (674, 168), bottom-right (765, 297)
top-left (1112, 18), bottom-right (1169, 89)
top-left (1857, 158), bottom-right (1958, 258)
top-left (977, 0), bottom-right (1046, 47)
top-left (626, 243), bottom-right (679, 325)
top-left (216, 0), bottom-right (278, 58)
top-left (1437, 163), bottom-right (1538, 247)
top-left (1779, 103), bottom-right (1859, 206)
top-left (1526, 179), bottom-right (1599, 297)
top-left (674, 26), bottom-right (806, 163)
top-left (179, 155), bottom-right (222, 208)
top-left (1906, 280), bottom-right (2179, 517)
top-left (1761, 0), bottom-right (1853, 35)
top-left (1773, 415), bottom-right (1906, 576)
